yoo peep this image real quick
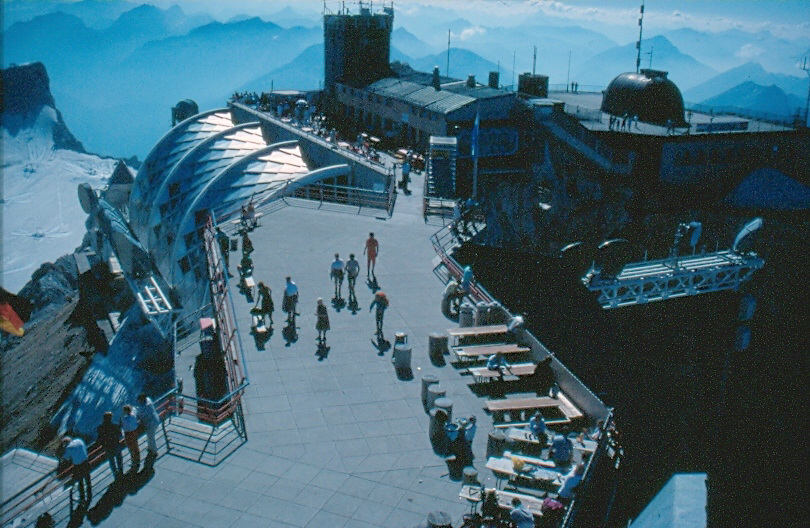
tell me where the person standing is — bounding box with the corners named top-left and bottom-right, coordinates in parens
top-left (369, 291), bottom-right (389, 337)
top-left (96, 411), bottom-right (124, 479)
top-left (345, 253), bottom-right (360, 302)
top-left (61, 436), bottom-right (92, 505)
top-left (242, 231), bottom-right (254, 256)
top-left (121, 404), bottom-right (140, 473)
top-left (315, 298), bottom-right (330, 343)
top-left (551, 430), bottom-right (574, 467)
top-left (255, 282), bottom-right (274, 325)
top-left (283, 277), bottom-right (299, 321)
top-left (330, 254), bottom-right (345, 299)
top-left (137, 394), bottom-right (160, 463)
top-left (215, 227), bottom-right (231, 276)
top-left (364, 232), bottom-right (379, 277)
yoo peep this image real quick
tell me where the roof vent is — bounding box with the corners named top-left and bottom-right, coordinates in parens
top-left (488, 71), bottom-right (499, 89)
top-left (467, 74), bottom-right (476, 88)
top-left (433, 66), bottom-right (441, 90)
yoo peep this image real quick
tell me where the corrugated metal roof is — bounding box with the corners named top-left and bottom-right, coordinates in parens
top-left (365, 77), bottom-right (477, 115)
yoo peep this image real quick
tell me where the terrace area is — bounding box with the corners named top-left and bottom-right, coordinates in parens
top-left (2, 144), bottom-right (614, 528)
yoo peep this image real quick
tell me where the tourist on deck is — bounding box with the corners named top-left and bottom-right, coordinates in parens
top-left (486, 352), bottom-right (510, 382)
top-left (531, 356), bottom-right (555, 396)
top-left (558, 462), bottom-right (586, 500)
top-left (240, 205), bottom-right (250, 230)
top-left (316, 298), bottom-right (330, 343)
top-left (364, 232), bottom-right (379, 277)
top-left (121, 405), bottom-right (140, 472)
top-left (345, 253), bottom-right (360, 302)
top-left (551, 430), bottom-right (574, 466)
top-left (509, 497), bottom-right (535, 528)
top-left (460, 266), bottom-right (474, 294)
top-left (96, 411), bottom-right (124, 479)
top-left (589, 420), bottom-right (605, 441)
top-left (246, 201), bottom-right (256, 228)
top-left (137, 393), bottom-right (161, 463)
top-left (369, 291), bottom-right (389, 337)
top-left (529, 412), bottom-right (546, 440)
top-left (330, 253), bottom-right (345, 299)
top-left (283, 277), bottom-right (299, 321)
top-left (241, 231), bottom-right (254, 256)
top-left (61, 436), bottom-right (92, 505)
top-left (215, 227), bottom-right (231, 275)
top-left (256, 282), bottom-right (274, 325)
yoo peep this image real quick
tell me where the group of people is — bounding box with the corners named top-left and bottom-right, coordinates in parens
top-left (59, 394), bottom-right (161, 508)
top-left (609, 113), bottom-right (639, 132)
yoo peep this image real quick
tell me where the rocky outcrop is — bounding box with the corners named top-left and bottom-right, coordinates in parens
top-left (1, 62), bottom-right (85, 152)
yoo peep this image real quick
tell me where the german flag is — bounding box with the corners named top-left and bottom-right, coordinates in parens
top-left (0, 288), bottom-right (32, 337)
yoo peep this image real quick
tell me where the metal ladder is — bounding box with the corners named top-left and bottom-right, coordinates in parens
top-left (136, 276), bottom-right (172, 315)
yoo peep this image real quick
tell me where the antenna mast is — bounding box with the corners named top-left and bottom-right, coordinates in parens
top-left (533, 45), bottom-right (537, 75)
top-left (802, 55), bottom-right (810, 128)
top-left (447, 29), bottom-right (451, 79)
top-left (636, 1), bottom-right (645, 73)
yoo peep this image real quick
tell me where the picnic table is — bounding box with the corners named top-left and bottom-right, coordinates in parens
top-left (486, 456), bottom-right (566, 490)
top-left (460, 487), bottom-right (547, 519)
top-left (468, 362), bottom-right (536, 382)
top-left (452, 343), bottom-right (530, 362)
top-left (447, 324), bottom-right (509, 341)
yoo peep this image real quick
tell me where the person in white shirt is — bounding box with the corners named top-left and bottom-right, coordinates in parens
top-left (559, 462), bottom-right (586, 500)
top-left (61, 436), bottom-right (91, 504)
top-left (283, 277), bottom-right (299, 321)
top-left (330, 253), bottom-right (345, 300)
top-left (345, 254), bottom-right (360, 304)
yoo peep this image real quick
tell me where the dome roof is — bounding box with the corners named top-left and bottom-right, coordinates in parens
top-left (601, 69), bottom-right (686, 126)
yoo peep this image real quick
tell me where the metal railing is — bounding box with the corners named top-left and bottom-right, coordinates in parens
top-left (0, 393), bottom-right (175, 526)
top-left (286, 180), bottom-right (395, 216)
top-left (430, 217), bottom-right (494, 304)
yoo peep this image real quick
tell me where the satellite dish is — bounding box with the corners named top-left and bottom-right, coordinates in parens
top-left (77, 183), bottom-right (98, 214)
top-left (732, 217), bottom-right (763, 253)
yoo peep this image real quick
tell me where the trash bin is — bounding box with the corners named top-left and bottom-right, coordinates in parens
top-left (459, 302), bottom-right (475, 328)
top-left (421, 375), bottom-right (439, 412)
top-left (487, 430), bottom-right (506, 458)
top-left (427, 385), bottom-right (446, 411)
top-left (475, 301), bottom-right (488, 326)
top-left (444, 421), bottom-right (460, 443)
top-left (434, 397), bottom-right (453, 422)
top-left (428, 333), bottom-right (448, 362)
top-left (463, 467), bottom-right (479, 485)
top-left (393, 342), bottom-right (412, 370)
top-left (488, 301), bottom-right (503, 324)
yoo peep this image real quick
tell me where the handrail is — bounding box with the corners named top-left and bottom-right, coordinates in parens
top-left (430, 218), bottom-right (495, 304)
top-left (288, 180), bottom-right (395, 216)
top-left (1, 389), bottom-right (176, 524)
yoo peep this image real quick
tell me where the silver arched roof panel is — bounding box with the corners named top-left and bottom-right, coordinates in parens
top-left (147, 124), bottom-right (265, 271)
top-left (130, 109), bottom-right (234, 242)
top-left (169, 144), bottom-right (346, 309)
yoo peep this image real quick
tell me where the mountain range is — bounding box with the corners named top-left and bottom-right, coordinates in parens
top-left (699, 81), bottom-right (805, 120)
top-left (684, 61), bottom-right (807, 103)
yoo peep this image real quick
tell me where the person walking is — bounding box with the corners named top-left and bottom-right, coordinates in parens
top-left (369, 291), bottom-right (389, 337)
top-left (137, 394), bottom-right (161, 462)
top-left (364, 232), bottom-right (379, 278)
top-left (330, 253), bottom-right (345, 299)
top-left (283, 277), bottom-right (299, 321)
top-left (121, 404), bottom-right (140, 473)
top-left (215, 227), bottom-right (231, 276)
top-left (255, 282), bottom-right (274, 325)
top-left (315, 298), bottom-right (330, 343)
top-left (61, 436), bottom-right (92, 505)
top-left (242, 231), bottom-right (254, 256)
top-left (96, 411), bottom-right (124, 479)
top-left (345, 253), bottom-right (360, 303)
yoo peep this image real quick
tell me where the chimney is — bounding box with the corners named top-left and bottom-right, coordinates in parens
top-left (488, 71), bottom-right (499, 89)
top-left (467, 74), bottom-right (476, 88)
top-left (432, 66), bottom-right (441, 90)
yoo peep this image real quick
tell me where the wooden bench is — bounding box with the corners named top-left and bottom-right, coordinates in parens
top-left (486, 456), bottom-right (565, 491)
top-left (486, 393), bottom-right (584, 425)
top-left (453, 343), bottom-right (530, 361)
top-left (459, 487), bottom-right (548, 519)
top-left (447, 324), bottom-right (509, 340)
top-left (468, 362), bottom-right (536, 382)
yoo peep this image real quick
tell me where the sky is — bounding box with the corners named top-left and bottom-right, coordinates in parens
top-left (143, 0), bottom-right (810, 41)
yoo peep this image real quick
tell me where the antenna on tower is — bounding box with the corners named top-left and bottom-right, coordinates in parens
top-left (447, 29), bottom-right (451, 79)
top-left (801, 55), bottom-right (810, 128)
top-left (636, 1), bottom-right (645, 73)
top-left (533, 45), bottom-right (537, 75)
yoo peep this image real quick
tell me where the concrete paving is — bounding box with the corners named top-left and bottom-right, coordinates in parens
top-left (93, 170), bottom-right (501, 527)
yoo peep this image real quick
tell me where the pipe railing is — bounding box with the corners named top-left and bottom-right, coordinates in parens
top-left (0, 391), bottom-right (175, 525)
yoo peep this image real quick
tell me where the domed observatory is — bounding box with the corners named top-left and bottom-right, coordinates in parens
top-left (601, 69), bottom-right (686, 126)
